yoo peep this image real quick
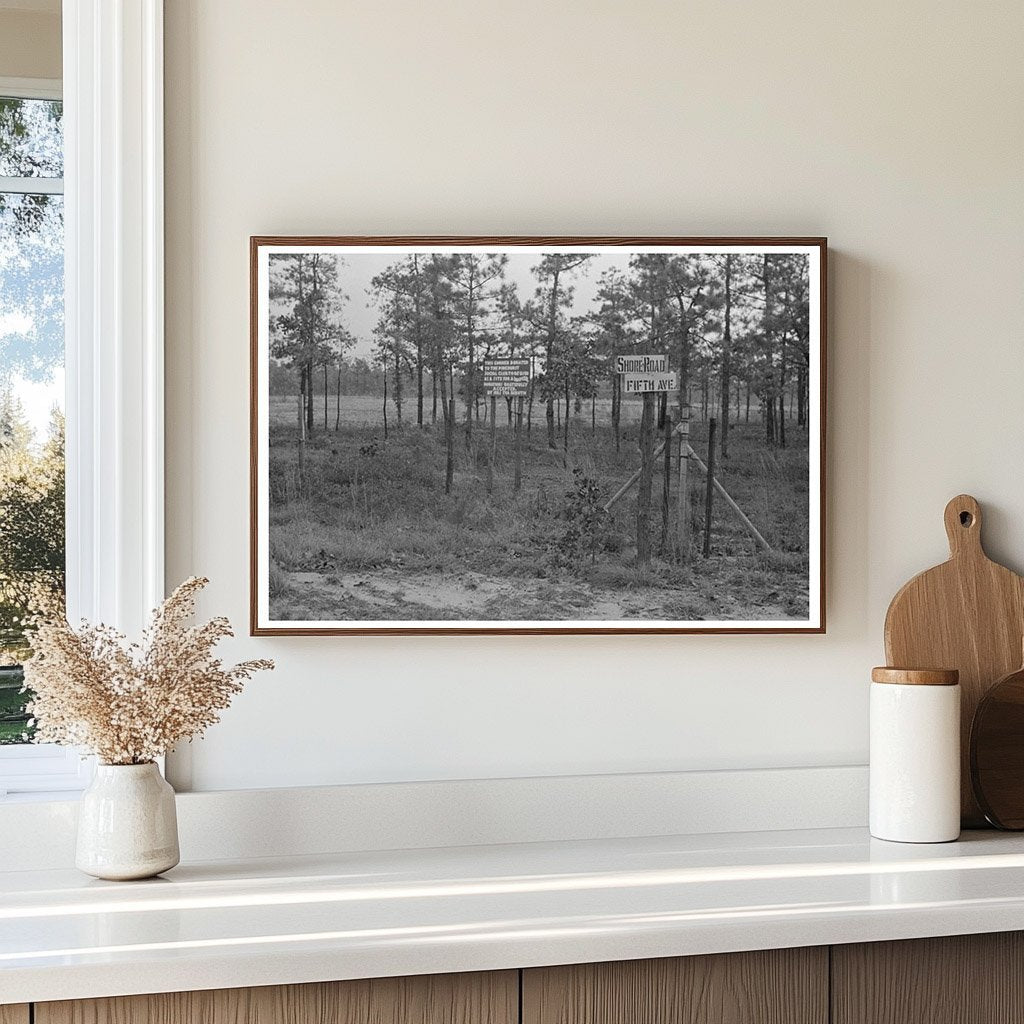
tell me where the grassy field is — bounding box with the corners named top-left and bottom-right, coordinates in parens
top-left (267, 393), bottom-right (811, 623)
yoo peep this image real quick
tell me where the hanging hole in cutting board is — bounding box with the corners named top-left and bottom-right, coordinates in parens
top-left (960, 511), bottom-right (974, 527)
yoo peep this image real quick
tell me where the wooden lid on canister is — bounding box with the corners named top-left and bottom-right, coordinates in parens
top-left (871, 667), bottom-right (960, 686)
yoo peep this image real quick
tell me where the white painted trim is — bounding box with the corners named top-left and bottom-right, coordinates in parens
top-left (63, 0), bottom-right (164, 634)
top-left (0, 745), bottom-right (92, 796)
top-left (0, 175), bottom-right (63, 194)
top-left (0, 2), bottom-right (164, 797)
top-left (0, 75), bottom-right (62, 100)
top-left (0, 765), bottom-right (869, 869)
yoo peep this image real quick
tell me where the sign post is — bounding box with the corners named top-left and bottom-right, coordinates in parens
top-left (703, 417), bottom-right (717, 558)
top-left (483, 359), bottom-right (530, 494)
top-left (514, 396), bottom-right (524, 492)
top-left (677, 403), bottom-right (691, 561)
top-left (637, 393), bottom-right (656, 566)
top-left (617, 355), bottom-right (674, 567)
top-left (488, 395), bottom-right (497, 493)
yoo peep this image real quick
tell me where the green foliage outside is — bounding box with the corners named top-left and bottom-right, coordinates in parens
top-left (0, 95), bottom-right (66, 743)
top-left (0, 397), bottom-right (65, 742)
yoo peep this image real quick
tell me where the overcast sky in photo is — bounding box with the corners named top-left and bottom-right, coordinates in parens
top-left (335, 253), bottom-right (629, 361)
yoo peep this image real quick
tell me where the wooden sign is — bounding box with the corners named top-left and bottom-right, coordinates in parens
top-left (622, 370), bottom-right (678, 395)
top-left (615, 353), bottom-right (668, 374)
top-left (483, 358), bottom-right (530, 397)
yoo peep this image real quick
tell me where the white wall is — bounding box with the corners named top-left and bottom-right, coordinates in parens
top-left (164, 0), bottom-right (1024, 791)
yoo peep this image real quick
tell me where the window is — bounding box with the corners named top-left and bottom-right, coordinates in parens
top-left (0, 4), bottom-right (166, 798)
top-left (0, 79), bottom-right (81, 794)
top-left (0, 87), bottom-right (65, 737)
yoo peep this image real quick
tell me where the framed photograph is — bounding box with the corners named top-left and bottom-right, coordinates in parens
top-left (250, 236), bottom-right (826, 635)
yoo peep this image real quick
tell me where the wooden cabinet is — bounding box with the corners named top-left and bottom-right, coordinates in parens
top-left (832, 932), bottom-right (1024, 1024)
top-left (522, 948), bottom-right (828, 1024)
top-left (34, 971), bottom-right (518, 1024)
top-left (14, 933), bottom-right (1024, 1024)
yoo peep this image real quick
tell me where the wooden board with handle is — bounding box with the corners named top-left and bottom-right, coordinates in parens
top-left (969, 650), bottom-right (1024, 829)
top-left (884, 494), bottom-right (1024, 826)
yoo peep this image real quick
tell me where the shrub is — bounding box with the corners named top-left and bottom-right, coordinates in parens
top-left (550, 469), bottom-right (608, 568)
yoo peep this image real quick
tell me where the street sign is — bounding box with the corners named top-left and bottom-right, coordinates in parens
top-left (621, 370), bottom-right (679, 395)
top-left (615, 353), bottom-right (668, 374)
top-left (483, 358), bottom-right (530, 397)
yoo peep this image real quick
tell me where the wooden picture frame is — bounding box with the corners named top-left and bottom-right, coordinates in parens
top-left (250, 236), bottom-right (826, 635)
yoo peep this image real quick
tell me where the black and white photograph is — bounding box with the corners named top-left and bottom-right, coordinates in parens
top-left (251, 238), bottom-right (825, 634)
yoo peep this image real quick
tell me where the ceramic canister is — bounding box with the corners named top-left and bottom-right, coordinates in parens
top-left (870, 667), bottom-right (961, 843)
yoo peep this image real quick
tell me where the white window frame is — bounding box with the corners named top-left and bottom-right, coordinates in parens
top-left (0, 0), bottom-right (164, 797)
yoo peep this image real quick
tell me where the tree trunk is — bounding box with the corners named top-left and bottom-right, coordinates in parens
top-left (395, 347), bottom-right (404, 424)
top-left (335, 364), bottom-right (342, 431)
top-left (445, 399), bottom-right (454, 494)
top-left (672, 290), bottom-right (691, 425)
top-left (612, 374), bottom-right (621, 453)
top-left (762, 254), bottom-right (776, 446)
top-left (412, 255), bottom-right (424, 428)
top-left (305, 358), bottom-right (314, 436)
top-left (545, 268), bottom-right (561, 449)
top-left (660, 412), bottom-right (672, 556)
top-left (778, 333), bottom-right (787, 448)
top-left (306, 257), bottom-right (318, 438)
top-left (719, 255), bottom-right (733, 459)
top-left (296, 389), bottom-right (305, 492)
top-left (323, 364), bottom-right (328, 431)
top-left (436, 348), bottom-right (448, 427)
top-left (430, 256), bottom-right (448, 433)
top-left (563, 377), bottom-right (570, 454)
top-left (464, 274), bottom-right (475, 448)
top-left (797, 361), bottom-right (807, 427)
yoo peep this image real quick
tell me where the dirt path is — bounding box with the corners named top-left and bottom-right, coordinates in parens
top-left (281, 568), bottom-right (792, 622)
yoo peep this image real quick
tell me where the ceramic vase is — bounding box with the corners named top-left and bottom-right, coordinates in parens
top-left (76, 762), bottom-right (180, 880)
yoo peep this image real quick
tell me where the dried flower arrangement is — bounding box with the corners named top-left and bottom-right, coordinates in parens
top-left (23, 577), bottom-right (273, 765)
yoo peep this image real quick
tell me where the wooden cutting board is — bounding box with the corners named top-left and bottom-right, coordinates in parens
top-left (970, 656), bottom-right (1024, 829)
top-left (884, 494), bottom-right (1024, 826)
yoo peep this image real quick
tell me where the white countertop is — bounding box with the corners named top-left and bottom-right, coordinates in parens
top-left (4, 826), bottom-right (1024, 1005)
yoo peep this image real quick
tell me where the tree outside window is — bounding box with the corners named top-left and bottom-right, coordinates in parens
top-left (0, 93), bottom-right (65, 744)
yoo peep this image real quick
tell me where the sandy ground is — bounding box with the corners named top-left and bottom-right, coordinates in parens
top-left (276, 568), bottom-right (794, 623)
